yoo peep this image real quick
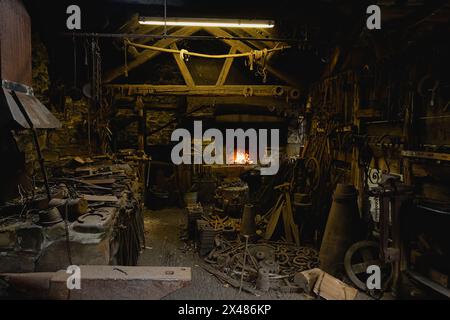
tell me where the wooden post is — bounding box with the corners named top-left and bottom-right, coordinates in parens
top-left (216, 47), bottom-right (236, 86)
top-left (136, 96), bottom-right (145, 187)
top-left (351, 80), bottom-right (364, 213)
top-left (136, 96), bottom-right (145, 152)
top-left (170, 43), bottom-right (195, 88)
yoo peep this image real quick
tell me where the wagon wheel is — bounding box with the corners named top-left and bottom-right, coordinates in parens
top-left (305, 157), bottom-right (320, 191)
top-left (344, 241), bottom-right (393, 292)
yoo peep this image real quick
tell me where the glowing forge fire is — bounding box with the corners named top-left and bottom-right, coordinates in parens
top-left (234, 151), bottom-right (253, 164)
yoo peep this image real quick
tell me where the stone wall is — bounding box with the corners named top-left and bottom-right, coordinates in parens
top-left (44, 97), bottom-right (91, 160)
top-left (13, 35), bottom-right (91, 177)
top-left (115, 108), bottom-right (139, 149)
top-left (114, 108), bottom-right (176, 148)
top-left (146, 110), bottom-right (177, 146)
top-left (114, 95), bottom-right (180, 148)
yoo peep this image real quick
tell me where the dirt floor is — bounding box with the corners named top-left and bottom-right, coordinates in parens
top-left (138, 208), bottom-right (310, 300)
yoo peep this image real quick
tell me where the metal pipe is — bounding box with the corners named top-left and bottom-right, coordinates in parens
top-left (417, 205), bottom-right (450, 216)
top-left (61, 32), bottom-right (302, 43)
top-left (10, 91), bottom-right (51, 201)
top-left (363, 115), bottom-right (450, 125)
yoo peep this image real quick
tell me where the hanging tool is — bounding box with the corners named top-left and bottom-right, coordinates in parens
top-left (10, 91), bottom-right (51, 201)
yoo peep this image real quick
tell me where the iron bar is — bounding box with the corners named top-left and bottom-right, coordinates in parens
top-left (61, 32), bottom-right (302, 43)
top-left (10, 91), bottom-right (51, 201)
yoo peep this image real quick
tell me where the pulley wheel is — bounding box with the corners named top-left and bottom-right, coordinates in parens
top-left (344, 240), bottom-right (393, 291)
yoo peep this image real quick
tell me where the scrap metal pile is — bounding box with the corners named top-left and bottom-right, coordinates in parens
top-left (47, 156), bottom-right (145, 266)
top-left (0, 154), bottom-right (145, 272)
top-left (187, 203), bottom-right (319, 294)
top-left (186, 203), bottom-right (241, 255)
top-left (203, 238), bottom-right (319, 294)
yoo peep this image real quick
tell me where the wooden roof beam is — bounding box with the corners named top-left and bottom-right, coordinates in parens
top-left (204, 27), bottom-right (300, 88)
top-left (103, 26), bottom-right (200, 83)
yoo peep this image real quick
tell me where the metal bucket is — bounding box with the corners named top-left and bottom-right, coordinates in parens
top-left (184, 192), bottom-right (198, 206)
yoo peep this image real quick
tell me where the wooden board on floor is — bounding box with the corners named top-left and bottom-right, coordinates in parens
top-left (313, 270), bottom-right (358, 300)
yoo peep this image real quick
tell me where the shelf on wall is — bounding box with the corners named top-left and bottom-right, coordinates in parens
top-left (402, 150), bottom-right (450, 162)
top-left (407, 270), bottom-right (450, 299)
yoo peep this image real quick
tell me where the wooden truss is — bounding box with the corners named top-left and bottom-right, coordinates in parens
top-left (103, 20), bottom-right (300, 100)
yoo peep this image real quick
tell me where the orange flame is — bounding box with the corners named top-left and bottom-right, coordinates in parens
top-left (234, 151), bottom-right (252, 164)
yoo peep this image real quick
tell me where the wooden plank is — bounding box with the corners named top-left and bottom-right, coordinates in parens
top-left (2, 266), bottom-right (191, 300)
top-left (429, 268), bottom-right (449, 288)
top-left (282, 203), bottom-right (293, 242)
top-left (187, 96), bottom-right (292, 110)
top-left (170, 43), bottom-right (195, 87)
top-left (357, 108), bottom-right (382, 119)
top-left (285, 191), bottom-right (300, 246)
top-left (216, 46), bottom-right (236, 86)
top-left (215, 114), bottom-right (281, 123)
top-left (313, 270), bottom-right (358, 300)
top-left (78, 172), bottom-right (116, 179)
top-left (103, 27), bottom-right (200, 83)
top-left (401, 150), bottom-right (450, 162)
top-left (407, 270), bottom-right (450, 299)
top-left (80, 194), bottom-right (119, 203)
top-left (106, 84), bottom-right (295, 97)
top-left (75, 166), bottom-right (95, 172)
top-left (264, 199), bottom-right (284, 240)
top-left (294, 268), bottom-right (322, 293)
top-left (49, 198), bottom-right (88, 217)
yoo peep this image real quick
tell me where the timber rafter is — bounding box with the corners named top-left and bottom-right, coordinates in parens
top-left (103, 24), bottom-right (300, 90)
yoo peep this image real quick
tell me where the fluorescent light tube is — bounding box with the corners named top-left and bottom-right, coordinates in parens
top-left (138, 17), bottom-right (275, 28)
